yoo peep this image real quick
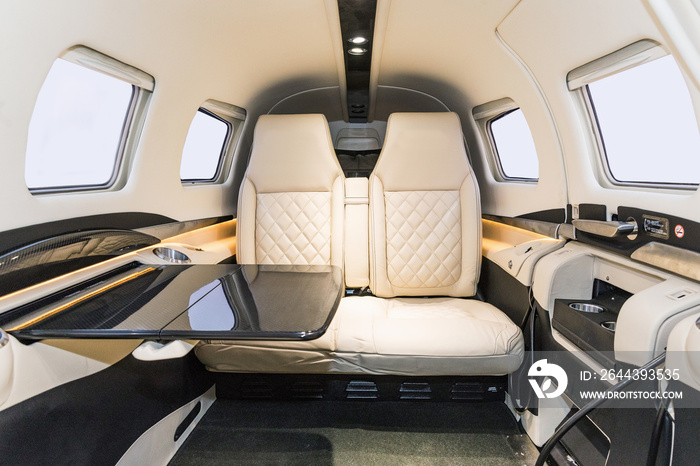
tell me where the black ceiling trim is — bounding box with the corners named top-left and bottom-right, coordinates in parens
top-left (338, 0), bottom-right (377, 123)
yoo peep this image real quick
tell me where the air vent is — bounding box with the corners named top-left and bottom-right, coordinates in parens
top-left (451, 382), bottom-right (486, 401)
top-left (346, 380), bottom-right (378, 399)
top-left (240, 380), bottom-right (273, 399)
top-left (399, 382), bottom-right (432, 400)
top-left (292, 381), bottom-right (325, 400)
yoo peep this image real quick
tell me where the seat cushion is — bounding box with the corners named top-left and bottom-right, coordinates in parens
top-left (195, 296), bottom-right (523, 376)
top-left (194, 315), bottom-right (340, 373)
top-left (334, 296), bottom-right (524, 376)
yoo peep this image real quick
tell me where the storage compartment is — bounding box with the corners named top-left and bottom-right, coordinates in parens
top-left (552, 279), bottom-right (632, 368)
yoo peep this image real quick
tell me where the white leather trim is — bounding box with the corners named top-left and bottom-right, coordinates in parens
top-left (344, 178), bottom-right (370, 288)
top-left (337, 297), bottom-right (522, 353)
top-left (665, 313), bottom-right (700, 392)
top-left (195, 307), bottom-right (341, 373)
top-left (369, 113), bottom-right (482, 297)
top-left (0, 331), bottom-right (12, 406)
top-left (132, 340), bottom-right (195, 361)
top-left (236, 114), bottom-right (345, 267)
top-left (330, 176), bottom-right (345, 268)
top-left (236, 178), bottom-right (257, 264)
top-left (384, 190), bottom-right (461, 289)
top-left (615, 279), bottom-right (700, 366)
top-left (116, 386), bottom-right (215, 466)
top-left (482, 219), bottom-right (564, 286)
top-left (195, 296), bottom-right (524, 376)
top-left (369, 175), bottom-right (390, 296)
top-left (244, 114), bottom-right (342, 193)
top-left (255, 191), bottom-right (332, 265)
top-left (371, 112), bottom-right (472, 190)
top-left (533, 242), bottom-right (668, 312)
top-left (204, 112), bottom-right (523, 376)
top-left (195, 345), bottom-right (338, 374)
top-left (333, 353), bottom-right (522, 377)
top-left (0, 336), bottom-right (140, 411)
top-left (532, 246), bottom-right (597, 312)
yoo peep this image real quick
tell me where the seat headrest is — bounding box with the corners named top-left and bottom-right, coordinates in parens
top-left (246, 114), bottom-right (341, 192)
top-left (373, 112), bottom-right (471, 190)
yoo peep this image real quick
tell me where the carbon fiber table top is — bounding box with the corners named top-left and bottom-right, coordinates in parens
top-left (6, 264), bottom-right (343, 341)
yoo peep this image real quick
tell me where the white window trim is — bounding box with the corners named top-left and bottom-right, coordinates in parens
top-left (570, 40), bottom-right (700, 191)
top-left (181, 100), bottom-right (246, 185)
top-left (29, 46), bottom-right (154, 195)
top-left (473, 97), bottom-right (518, 121)
top-left (567, 39), bottom-right (666, 90)
top-left (472, 97), bottom-right (538, 183)
top-left (61, 46), bottom-right (154, 91)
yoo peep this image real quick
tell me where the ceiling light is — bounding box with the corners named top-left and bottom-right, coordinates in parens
top-left (349, 36), bottom-right (368, 45)
top-left (348, 47), bottom-right (367, 56)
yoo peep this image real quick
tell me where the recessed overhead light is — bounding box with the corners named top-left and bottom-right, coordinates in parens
top-left (348, 47), bottom-right (367, 56)
top-left (349, 36), bottom-right (368, 45)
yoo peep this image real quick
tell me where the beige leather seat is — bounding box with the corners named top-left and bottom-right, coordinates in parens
top-left (195, 114), bottom-right (345, 372)
top-left (197, 112), bottom-right (523, 376)
top-left (235, 114), bottom-right (344, 267)
top-left (333, 112), bottom-right (524, 375)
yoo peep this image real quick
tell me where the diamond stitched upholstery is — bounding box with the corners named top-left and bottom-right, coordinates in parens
top-left (197, 112), bottom-right (525, 376)
top-left (256, 192), bottom-right (331, 265)
top-left (384, 190), bottom-right (461, 288)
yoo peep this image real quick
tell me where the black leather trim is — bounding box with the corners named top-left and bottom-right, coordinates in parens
top-left (515, 208), bottom-right (567, 224)
top-left (0, 212), bottom-right (175, 256)
top-left (575, 206), bottom-right (700, 257)
top-left (578, 203), bottom-right (607, 221)
top-left (0, 352), bottom-right (213, 466)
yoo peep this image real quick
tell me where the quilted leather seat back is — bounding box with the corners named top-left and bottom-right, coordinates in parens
top-left (237, 114), bottom-right (344, 266)
top-left (369, 112), bottom-right (481, 297)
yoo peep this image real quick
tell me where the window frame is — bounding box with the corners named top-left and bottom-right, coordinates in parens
top-left (570, 40), bottom-right (700, 191)
top-left (181, 100), bottom-right (246, 186)
top-left (486, 108), bottom-right (539, 183)
top-left (27, 46), bottom-right (154, 195)
top-left (180, 108), bottom-right (232, 183)
top-left (472, 98), bottom-right (539, 183)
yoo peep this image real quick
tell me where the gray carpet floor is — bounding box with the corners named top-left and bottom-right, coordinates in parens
top-left (169, 400), bottom-right (539, 465)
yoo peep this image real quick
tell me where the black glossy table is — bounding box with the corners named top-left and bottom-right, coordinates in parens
top-left (6, 264), bottom-right (343, 341)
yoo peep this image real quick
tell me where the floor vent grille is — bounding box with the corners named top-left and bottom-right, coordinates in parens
top-left (240, 381), bottom-right (274, 399)
top-left (291, 381), bottom-right (325, 399)
top-left (399, 382), bottom-right (432, 400)
top-left (346, 380), bottom-right (379, 399)
top-left (451, 382), bottom-right (490, 400)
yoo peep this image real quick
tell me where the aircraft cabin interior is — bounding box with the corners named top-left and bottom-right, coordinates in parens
top-left (1, 0), bottom-right (700, 465)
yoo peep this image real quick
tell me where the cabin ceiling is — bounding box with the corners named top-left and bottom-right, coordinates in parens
top-left (1, 0), bottom-right (555, 127)
top-left (1, 0), bottom-right (660, 126)
top-left (1, 0), bottom-right (342, 116)
top-left (0, 0), bottom-right (682, 230)
top-left (372, 0), bottom-right (522, 118)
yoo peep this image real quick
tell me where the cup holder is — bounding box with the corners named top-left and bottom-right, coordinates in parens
top-left (153, 247), bottom-right (191, 264)
top-left (601, 321), bottom-right (616, 333)
top-left (569, 303), bottom-right (606, 313)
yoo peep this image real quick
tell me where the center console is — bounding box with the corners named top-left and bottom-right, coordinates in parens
top-left (552, 279), bottom-right (631, 369)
